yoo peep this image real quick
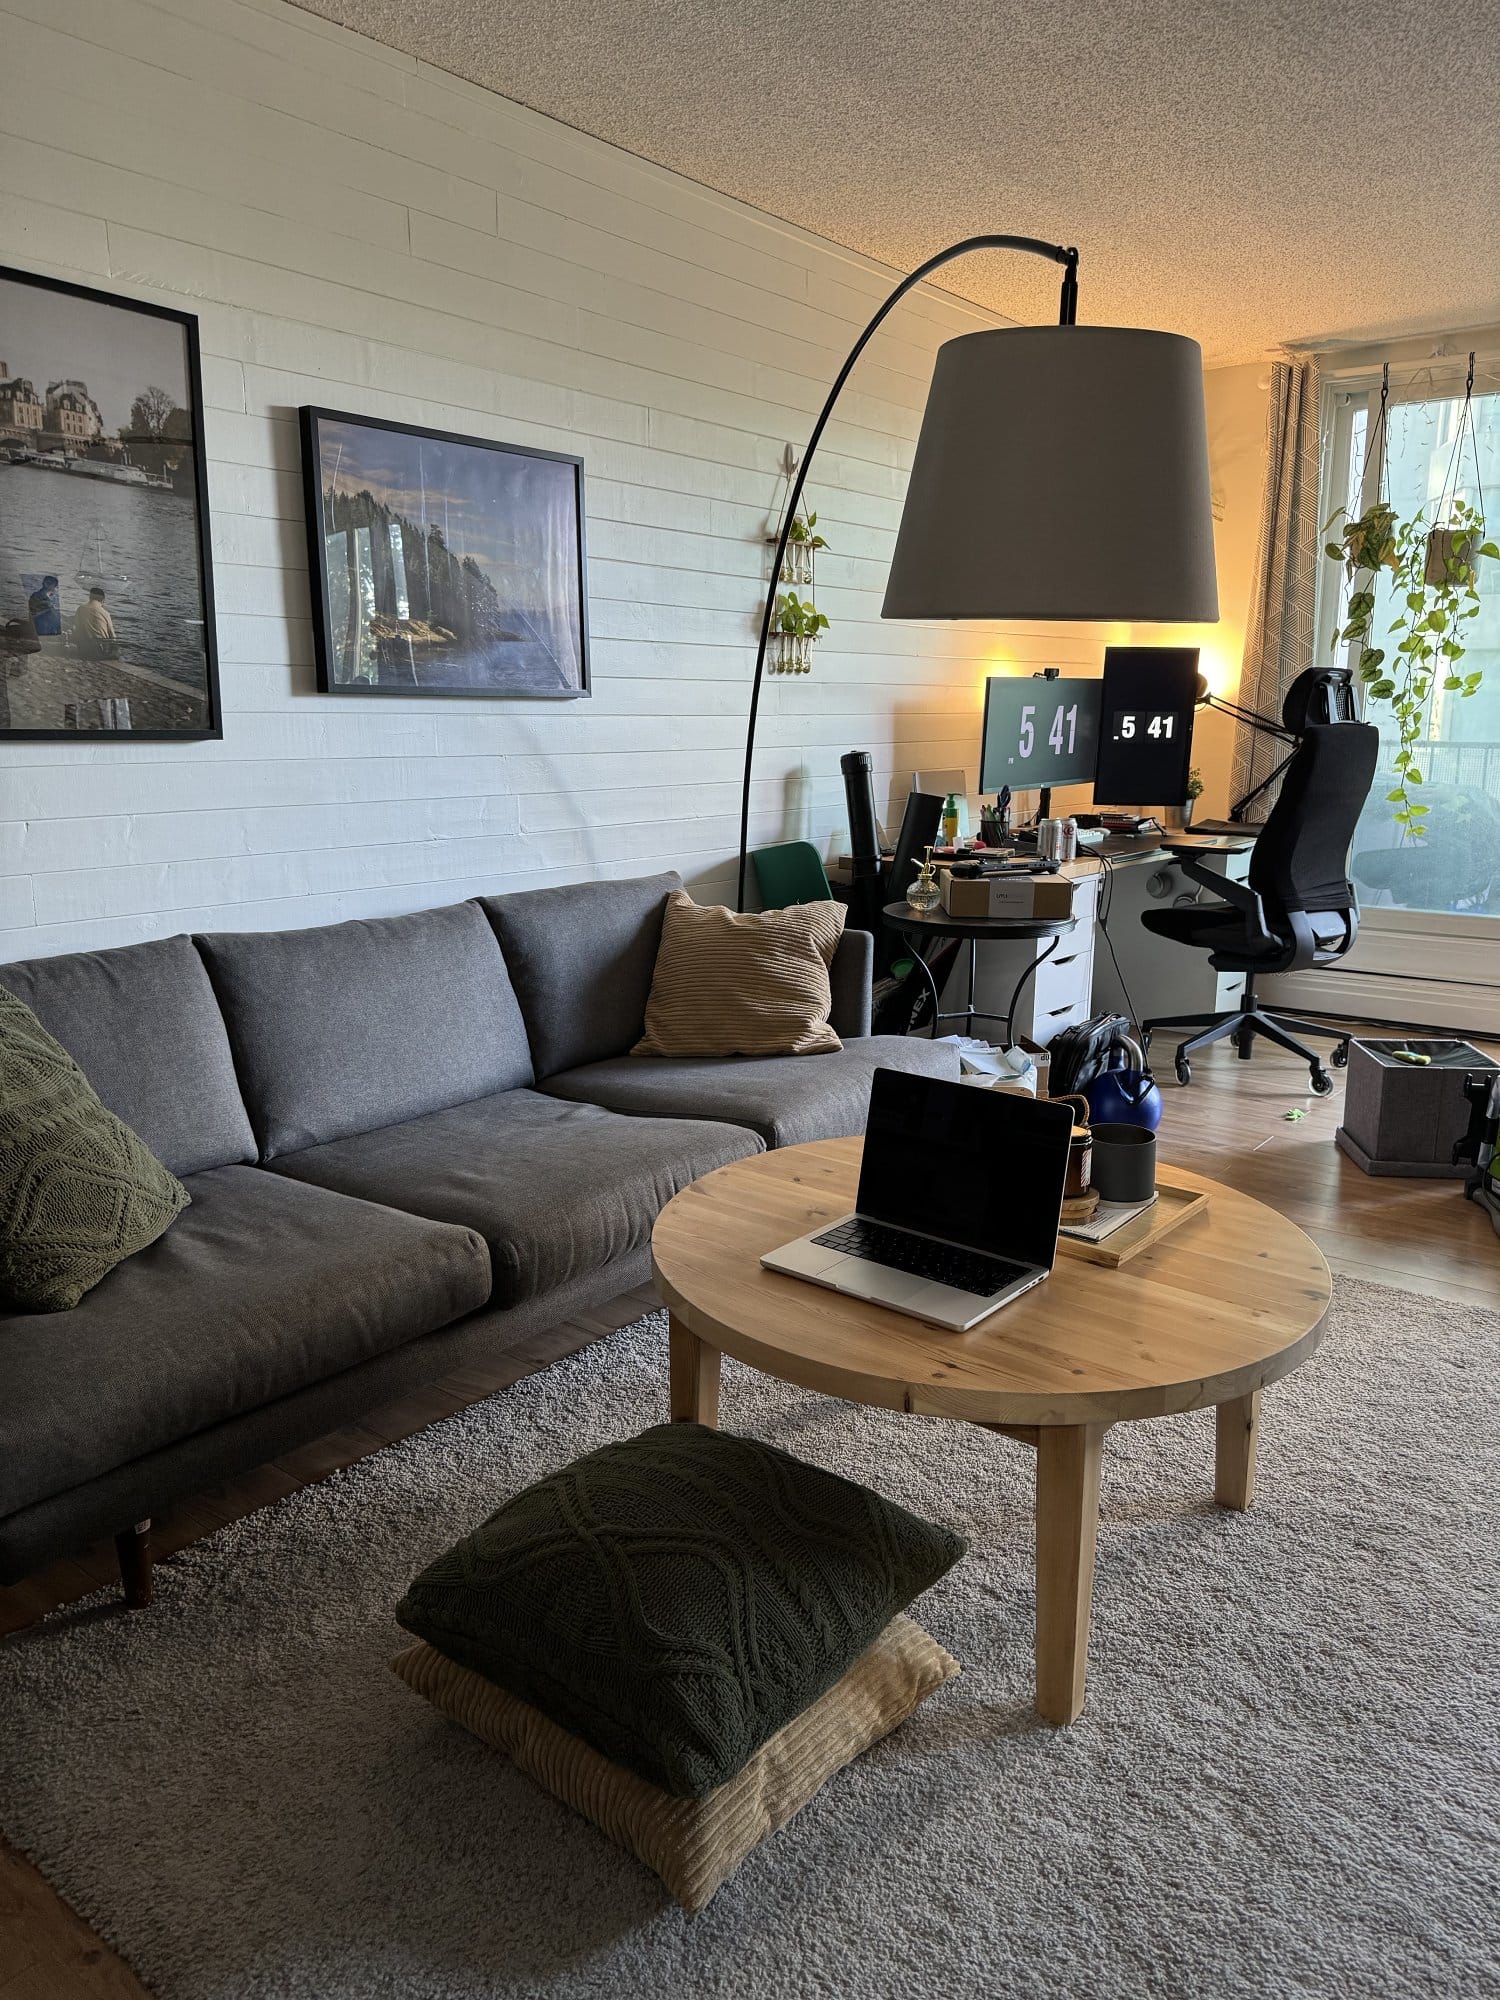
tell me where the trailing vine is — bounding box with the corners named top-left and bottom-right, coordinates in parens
top-left (1323, 356), bottom-right (1496, 839)
top-left (1325, 497), bottom-right (1494, 836)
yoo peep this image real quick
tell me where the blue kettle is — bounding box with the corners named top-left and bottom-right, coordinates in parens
top-left (1081, 1034), bottom-right (1163, 1131)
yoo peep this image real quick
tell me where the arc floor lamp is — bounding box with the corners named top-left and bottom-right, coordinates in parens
top-left (736, 233), bottom-right (1221, 909)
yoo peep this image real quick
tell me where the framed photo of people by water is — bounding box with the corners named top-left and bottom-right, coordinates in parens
top-left (300, 408), bottom-right (590, 699)
top-left (0, 266), bottom-right (221, 740)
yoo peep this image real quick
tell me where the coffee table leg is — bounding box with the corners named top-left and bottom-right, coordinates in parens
top-left (1034, 1423), bottom-right (1105, 1725)
top-left (668, 1313), bottom-right (721, 1427)
top-left (1214, 1390), bottom-right (1260, 1510)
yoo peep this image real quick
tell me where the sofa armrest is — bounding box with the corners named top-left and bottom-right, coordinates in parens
top-left (829, 927), bottom-right (873, 1039)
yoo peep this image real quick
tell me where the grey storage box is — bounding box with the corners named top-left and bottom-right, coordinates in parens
top-left (1335, 1039), bottom-right (1500, 1178)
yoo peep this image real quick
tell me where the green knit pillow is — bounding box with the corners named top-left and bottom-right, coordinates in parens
top-left (0, 986), bottom-right (190, 1312)
top-left (396, 1423), bottom-right (965, 1798)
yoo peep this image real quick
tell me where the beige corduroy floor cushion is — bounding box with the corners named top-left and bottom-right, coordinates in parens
top-left (391, 1614), bottom-right (958, 1911)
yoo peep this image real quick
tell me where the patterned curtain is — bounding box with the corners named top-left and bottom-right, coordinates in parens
top-left (1231, 357), bottom-right (1325, 816)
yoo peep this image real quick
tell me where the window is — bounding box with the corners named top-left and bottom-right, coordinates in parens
top-left (1318, 356), bottom-right (1500, 920)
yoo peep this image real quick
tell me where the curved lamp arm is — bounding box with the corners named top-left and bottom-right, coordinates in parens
top-left (737, 234), bottom-right (1080, 911)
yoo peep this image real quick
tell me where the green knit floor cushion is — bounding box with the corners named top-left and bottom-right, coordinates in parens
top-left (396, 1422), bottom-right (966, 1798)
top-left (0, 987), bottom-right (190, 1312)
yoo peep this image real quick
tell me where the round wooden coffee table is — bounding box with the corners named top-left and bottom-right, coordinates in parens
top-left (651, 1139), bottom-right (1332, 1725)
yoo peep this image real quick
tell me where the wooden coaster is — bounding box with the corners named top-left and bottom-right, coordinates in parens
top-left (1060, 1189), bottom-right (1100, 1224)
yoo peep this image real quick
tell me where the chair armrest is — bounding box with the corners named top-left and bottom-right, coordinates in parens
top-left (1177, 853), bottom-right (1277, 951)
top-left (828, 927), bottom-right (874, 1038)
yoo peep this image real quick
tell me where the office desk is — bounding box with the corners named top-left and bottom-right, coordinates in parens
top-left (836, 832), bottom-right (1255, 1043)
top-left (881, 901), bottom-right (1077, 1044)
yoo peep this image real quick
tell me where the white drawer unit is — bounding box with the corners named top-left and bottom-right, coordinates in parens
top-left (1023, 941), bottom-right (1096, 1044)
top-left (955, 867), bottom-right (1100, 1046)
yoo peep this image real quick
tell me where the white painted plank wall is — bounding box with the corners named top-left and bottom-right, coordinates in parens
top-left (0, 0), bottom-right (1120, 959)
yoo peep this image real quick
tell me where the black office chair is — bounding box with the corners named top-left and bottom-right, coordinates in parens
top-left (1140, 721), bottom-right (1380, 1094)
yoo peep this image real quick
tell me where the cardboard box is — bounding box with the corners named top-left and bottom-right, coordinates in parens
top-left (940, 870), bottom-right (1076, 921)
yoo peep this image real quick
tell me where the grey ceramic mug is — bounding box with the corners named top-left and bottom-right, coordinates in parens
top-left (1089, 1123), bottom-right (1157, 1204)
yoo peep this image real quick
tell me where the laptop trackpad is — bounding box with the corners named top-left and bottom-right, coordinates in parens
top-left (905, 1276), bottom-right (1014, 1324)
top-left (836, 1262), bottom-right (930, 1308)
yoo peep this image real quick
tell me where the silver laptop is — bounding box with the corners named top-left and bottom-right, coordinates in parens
top-left (762, 1070), bottom-right (1074, 1331)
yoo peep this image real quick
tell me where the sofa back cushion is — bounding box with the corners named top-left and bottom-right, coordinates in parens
top-left (196, 902), bottom-right (533, 1159)
top-left (482, 871), bottom-right (682, 1078)
top-left (0, 936), bottom-right (256, 1176)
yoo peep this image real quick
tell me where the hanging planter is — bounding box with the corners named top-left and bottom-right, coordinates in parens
top-left (1424, 524), bottom-right (1483, 587)
top-left (766, 509), bottom-right (826, 588)
top-left (1323, 355), bottom-right (1498, 840)
top-left (768, 591), bottom-right (828, 675)
top-left (769, 630), bottom-right (814, 675)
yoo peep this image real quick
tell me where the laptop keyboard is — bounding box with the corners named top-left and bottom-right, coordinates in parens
top-left (811, 1218), bottom-right (1029, 1298)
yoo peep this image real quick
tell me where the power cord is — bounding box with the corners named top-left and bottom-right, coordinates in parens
top-left (1094, 853), bottom-right (1144, 1042)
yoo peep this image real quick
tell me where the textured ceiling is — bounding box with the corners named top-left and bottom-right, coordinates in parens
top-left (295, 0), bottom-right (1500, 363)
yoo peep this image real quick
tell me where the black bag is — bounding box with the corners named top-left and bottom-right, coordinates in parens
top-left (1046, 1013), bottom-right (1150, 1100)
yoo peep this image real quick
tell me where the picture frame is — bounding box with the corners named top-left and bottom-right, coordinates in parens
top-left (0, 265), bottom-right (221, 741)
top-left (300, 407), bottom-right (590, 700)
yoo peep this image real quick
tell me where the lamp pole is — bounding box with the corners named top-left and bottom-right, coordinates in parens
top-left (736, 235), bottom-right (1080, 911)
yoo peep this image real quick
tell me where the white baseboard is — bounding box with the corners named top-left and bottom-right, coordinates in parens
top-left (1260, 968), bottom-right (1500, 1037)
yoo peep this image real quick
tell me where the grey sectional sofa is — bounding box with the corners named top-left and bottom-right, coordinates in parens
top-left (0, 870), bottom-right (955, 1602)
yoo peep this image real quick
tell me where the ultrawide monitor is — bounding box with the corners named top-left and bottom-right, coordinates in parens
top-left (979, 675), bottom-right (1102, 793)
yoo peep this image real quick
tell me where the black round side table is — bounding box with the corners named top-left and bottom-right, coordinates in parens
top-left (881, 901), bottom-right (1077, 1044)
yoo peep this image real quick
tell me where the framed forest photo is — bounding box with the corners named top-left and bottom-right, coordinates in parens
top-left (0, 266), bottom-right (221, 740)
top-left (300, 408), bottom-right (590, 699)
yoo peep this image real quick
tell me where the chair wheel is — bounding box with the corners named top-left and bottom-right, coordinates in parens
top-left (1331, 1042), bottom-right (1349, 1068)
top-left (1175, 1056), bottom-right (1192, 1086)
top-left (1311, 1067), bottom-right (1334, 1096)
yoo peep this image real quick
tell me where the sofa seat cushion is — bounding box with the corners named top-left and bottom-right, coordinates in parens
top-left (265, 1090), bottom-right (762, 1309)
top-left (0, 1166), bottom-right (490, 1520)
top-left (541, 1038), bottom-right (962, 1149)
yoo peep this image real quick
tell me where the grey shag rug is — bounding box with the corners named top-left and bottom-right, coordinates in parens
top-left (2, 1278), bottom-right (1497, 2000)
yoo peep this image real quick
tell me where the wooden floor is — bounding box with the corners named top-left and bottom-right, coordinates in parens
top-left (2, 1032), bottom-right (1496, 1997)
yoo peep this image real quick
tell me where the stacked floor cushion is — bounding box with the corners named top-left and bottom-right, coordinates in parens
top-left (392, 1423), bottom-right (964, 1907)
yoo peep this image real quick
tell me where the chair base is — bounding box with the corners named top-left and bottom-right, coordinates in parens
top-left (1143, 978), bottom-right (1349, 1093)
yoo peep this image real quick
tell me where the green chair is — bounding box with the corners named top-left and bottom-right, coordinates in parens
top-left (750, 841), bottom-right (833, 908)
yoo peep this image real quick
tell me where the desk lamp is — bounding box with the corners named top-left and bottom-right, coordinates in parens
top-left (736, 234), bottom-right (1220, 909)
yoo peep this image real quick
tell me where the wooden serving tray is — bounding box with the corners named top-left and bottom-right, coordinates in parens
top-left (1058, 1171), bottom-right (1210, 1268)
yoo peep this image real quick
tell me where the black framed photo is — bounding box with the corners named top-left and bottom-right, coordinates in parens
top-left (300, 407), bottom-right (590, 699)
top-left (0, 266), bottom-right (221, 740)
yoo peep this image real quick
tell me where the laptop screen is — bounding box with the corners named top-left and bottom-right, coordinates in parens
top-left (856, 1070), bottom-right (1075, 1271)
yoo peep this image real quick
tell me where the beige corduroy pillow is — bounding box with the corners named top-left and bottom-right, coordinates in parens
top-left (391, 1614), bottom-right (958, 1912)
top-left (633, 892), bottom-right (846, 1058)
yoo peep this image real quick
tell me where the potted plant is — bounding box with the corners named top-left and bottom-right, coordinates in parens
top-left (1325, 494), bottom-right (1496, 837)
top-left (769, 591), bottom-right (829, 675)
top-left (1164, 767), bottom-right (1203, 830)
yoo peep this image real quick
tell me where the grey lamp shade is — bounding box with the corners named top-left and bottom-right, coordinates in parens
top-left (882, 325), bottom-right (1219, 623)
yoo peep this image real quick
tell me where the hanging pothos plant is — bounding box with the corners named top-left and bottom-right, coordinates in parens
top-left (1323, 355), bottom-right (1497, 838)
top-left (785, 510), bottom-right (828, 553)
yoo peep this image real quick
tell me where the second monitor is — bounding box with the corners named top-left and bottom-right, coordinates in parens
top-left (1093, 647), bottom-right (1200, 805)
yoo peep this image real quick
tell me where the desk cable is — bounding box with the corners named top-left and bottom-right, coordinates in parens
top-left (1094, 853), bottom-right (1144, 1041)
